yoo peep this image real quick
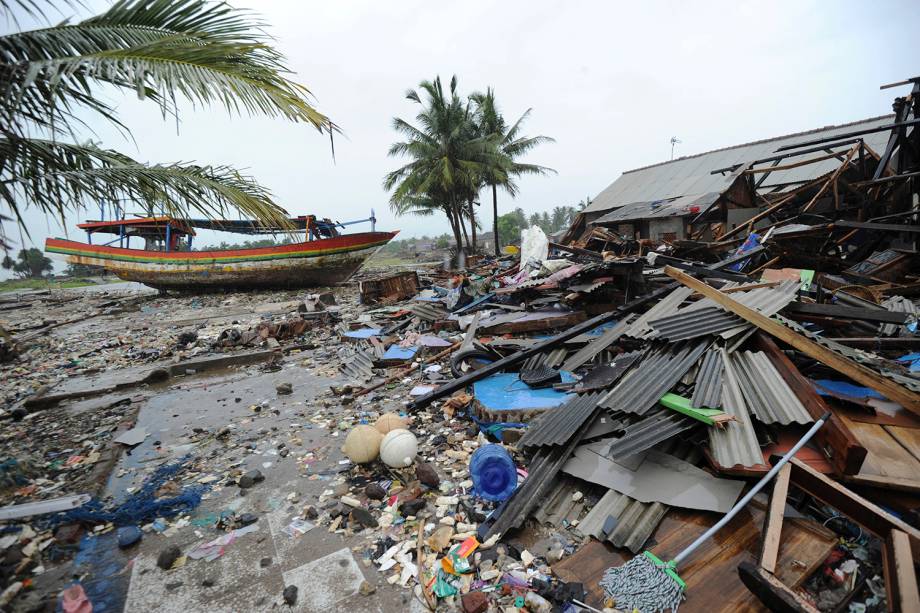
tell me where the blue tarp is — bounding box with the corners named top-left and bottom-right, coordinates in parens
top-left (812, 379), bottom-right (886, 402)
top-left (897, 352), bottom-right (920, 373)
top-left (383, 345), bottom-right (417, 360)
top-left (473, 372), bottom-right (576, 411)
top-left (343, 328), bottom-right (382, 339)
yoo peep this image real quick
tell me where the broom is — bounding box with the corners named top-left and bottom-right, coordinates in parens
top-left (599, 411), bottom-right (832, 613)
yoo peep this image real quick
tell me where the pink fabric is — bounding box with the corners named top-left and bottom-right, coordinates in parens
top-left (62, 584), bottom-right (92, 613)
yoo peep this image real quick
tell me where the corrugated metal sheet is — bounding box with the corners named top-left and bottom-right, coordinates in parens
top-left (578, 490), bottom-right (668, 553)
top-left (604, 409), bottom-right (697, 460)
top-left (646, 280), bottom-right (800, 341)
top-left (518, 392), bottom-right (607, 449)
top-left (646, 306), bottom-right (742, 341)
top-left (879, 295), bottom-right (917, 337)
top-left (623, 286), bottom-right (694, 339)
top-left (570, 351), bottom-right (643, 393)
top-left (729, 350), bottom-right (813, 425)
top-left (594, 192), bottom-right (721, 224)
top-left (485, 415), bottom-right (596, 538)
top-left (562, 316), bottom-right (634, 371)
top-left (584, 115), bottom-right (893, 215)
top-left (577, 440), bottom-right (703, 553)
top-left (709, 348), bottom-right (764, 468)
top-left (409, 303), bottom-right (447, 321)
top-left (599, 340), bottom-right (709, 416)
top-left (338, 348), bottom-right (376, 383)
top-left (775, 314), bottom-right (920, 393)
top-left (691, 349), bottom-right (722, 408)
top-left (532, 476), bottom-right (588, 527)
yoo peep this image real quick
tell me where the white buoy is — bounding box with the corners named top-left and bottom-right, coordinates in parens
top-left (379, 429), bottom-right (418, 468)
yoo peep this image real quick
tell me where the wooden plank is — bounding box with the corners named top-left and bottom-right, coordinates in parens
top-left (754, 333), bottom-right (867, 475)
top-left (885, 425), bottom-right (920, 464)
top-left (837, 415), bottom-right (920, 493)
top-left (884, 530), bottom-right (920, 613)
top-left (664, 266), bottom-right (920, 415)
top-left (788, 458), bottom-right (920, 562)
top-left (738, 561), bottom-right (821, 613)
top-left (483, 311), bottom-right (587, 334)
top-left (553, 499), bottom-right (834, 613)
top-left (760, 464), bottom-right (791, 574)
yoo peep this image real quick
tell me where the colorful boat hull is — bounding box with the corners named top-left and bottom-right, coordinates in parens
top-left (45, 231), bottom-right (398, 290)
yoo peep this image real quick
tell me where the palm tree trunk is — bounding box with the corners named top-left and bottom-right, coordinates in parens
top-left (469, 198), bottom-right (477, 252)
top-left (446, 206), bottom-right (463, 252)
top-left (459, 213), bottom-right (470, 252)
top-left (492, 184), bottom-right (499, 256)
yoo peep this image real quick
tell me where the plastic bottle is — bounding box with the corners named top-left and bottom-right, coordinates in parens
top-left (469, 444), bottom-right (517, 501)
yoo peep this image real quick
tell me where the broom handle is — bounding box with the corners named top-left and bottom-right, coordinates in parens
top-left (672, 411), bottom-right (831, 567)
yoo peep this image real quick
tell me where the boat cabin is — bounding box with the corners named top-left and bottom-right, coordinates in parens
top-left (78, 217), bottom-right (195, 252)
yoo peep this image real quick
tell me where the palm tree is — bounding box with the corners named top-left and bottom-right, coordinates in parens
top-left (0, 0), bottom-right (335, 245)
top-left (470, 88), bottom-right (555, 255)
top-left (384, 76), bottom-right (502, 252)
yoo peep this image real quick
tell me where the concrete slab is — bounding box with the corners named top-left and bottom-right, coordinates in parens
top-left (281, 547), bottom-right (366, 612)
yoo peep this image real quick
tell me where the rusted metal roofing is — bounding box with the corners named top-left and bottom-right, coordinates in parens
top-left (604, 409), bottom-right (697, 460)
top-left (599, 340), bottom-right (709, 416)
top-left (518, 392), bottom-right (607, 449)
top-left (691, 349), bottom-right (722, 408)
top-left (561, 316), bottom-right (635, 371)
top-left (728, 350), bottom-right (812, 425)
top-left (709, 348), bottom-right (764, 468)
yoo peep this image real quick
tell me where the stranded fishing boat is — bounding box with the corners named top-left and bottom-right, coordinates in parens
top-left (45, 213), bottom-right (397, 291)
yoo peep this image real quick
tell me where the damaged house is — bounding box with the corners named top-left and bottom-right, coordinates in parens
top-left (570, 115), bottom-right (895, 244)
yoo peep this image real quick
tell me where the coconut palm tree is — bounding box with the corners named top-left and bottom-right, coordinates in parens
top-left (0, 0), bottom-right (335, 245)
top-left (470, 88), bottom-right (555, 255)
top-left (384, 76), bottom-right (502, 252)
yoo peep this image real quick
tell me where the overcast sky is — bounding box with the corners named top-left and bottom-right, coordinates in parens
top-left (5, 0), bottom-right (920, 265)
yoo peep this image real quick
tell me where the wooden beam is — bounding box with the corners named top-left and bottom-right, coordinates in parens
top-left (884, 530), bottom-right (920, 613)
top-left (744, 151), bottom-right (845, 174)
top-left (738, 561), bottom-right (821, 613)
top-left (787, 458), bottom-right (920, 563)
top-left (754, 334), bottom-right (866, 475)
top-left (760, 464), bottom-right (792, 574)
top-left (800, 146), bottom-right (859, 214)
top-left (663, 266), bottom-right (920, 415)
top-left (782, 302), bottom-right (909, 324)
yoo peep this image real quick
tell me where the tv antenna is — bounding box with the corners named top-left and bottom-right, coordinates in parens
top-left (670, 136), bottom-right (682, 160)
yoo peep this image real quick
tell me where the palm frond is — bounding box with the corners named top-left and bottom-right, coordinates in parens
top-left (2, 0), bottom-right (335, 136)
top-left (0, 136), bottom-right (291, 236)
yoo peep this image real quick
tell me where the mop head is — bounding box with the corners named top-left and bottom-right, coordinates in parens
top-left (599, 551), bottom-right (685, 613)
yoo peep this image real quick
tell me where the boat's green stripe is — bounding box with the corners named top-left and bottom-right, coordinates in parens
top-left (47, 240), bottom-right (388, 265)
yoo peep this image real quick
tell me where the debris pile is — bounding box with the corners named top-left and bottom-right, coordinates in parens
top-left (1, 79), bottom-right (919, 612)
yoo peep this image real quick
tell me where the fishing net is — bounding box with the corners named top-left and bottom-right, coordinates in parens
top-left (47, 456), bottom-right (206, 527)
